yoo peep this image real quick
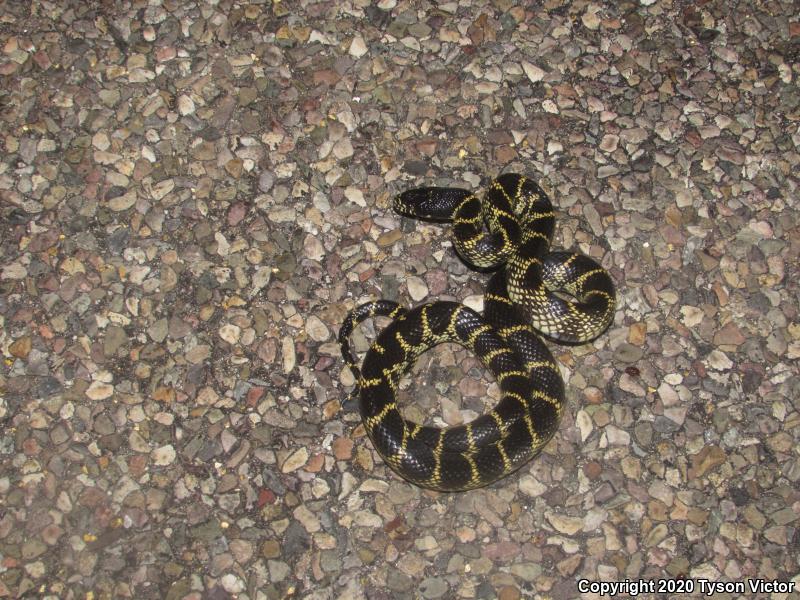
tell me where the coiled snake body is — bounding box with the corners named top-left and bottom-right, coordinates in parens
top-left (339, 174), bottom-right (615, 491)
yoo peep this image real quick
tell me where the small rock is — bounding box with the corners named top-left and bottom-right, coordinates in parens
top-left (713, 321), bottom-right (745, 347)
top-left (706, 349), bottom-right (733, 371)
top-left (219, 324), bottom-right (241, 345)
top-left (583, 461), bottom-right (602, 480)
top-left (268, 560), bottom-right (290, 583)
top-left (546, 512), bottom-right (583, 535)
top-left (463, 295), bottom-right (484, 312)
top-left (406, 276), bottom-right (428, 301)
top-left (332, 436), bottom-right (354, 460)
top-left (613, 342), bottom-right (643, 363)
top-left (344, 186), bottom-right (365, 206)
top-left (575, 410), bottom-right (593, 442)
top-left (349, 36), bottom-right (368, 58)
top-left (680, 305), bottom-right (704, 328)
top-left (219, 574), bottom-right (245, 594)
top-left (282, 447), bottom-right (309, 472)
top-left (377, 229), bottom-right (402, 247)
top-left (599, 134), bottom-right (619, 152)
top-left (152, 444), bottom-right (176, 466)
top-left (177, 94), bottom-right (195, 115)
top-left (603, 425), bottom-right (630, 446)
top-left (618, 373), bottom-right (645, 396)
top-left (420, 577), bottom-right (449, 599)
top-left (387, 570), bottom-right (414, 592)
top-left (519, 475), bottom-right (547, 497)
top-left (261, 540), bottom-right (281, 559)
top-left (498, 586), bottom-right (521, 600)
top-left (148, 318), bottom-right (169, 343)
top-left (644, 523), bottom-right (668, 547)
top-left (690, 445), bottom-right (726, 478)
top-left (582, 8), bottom-right (601, 30)
top-left (304, 234), bottom-right (326, 261)
top-left (92, 131), bottom-right (110, 151)
top-left (293, 504), bottom-right (321, 532)
top-left (282, 336), bottom-right (296, 373)
top-left (2, 262), bottom-right (27, 280)
top-left (86, 381), bottom-right (114, 400)
top-left (305, 315), bottom-right (330, 342)
top-left (9, 336), bottom-right (32, 358)
top-left (521, 61), bottom-right (545, 83)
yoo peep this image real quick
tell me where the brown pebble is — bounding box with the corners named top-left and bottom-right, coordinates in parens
top-left (689, 445), bottom-right (727, 478)
top-left (225, 158), bottom-right (243, 178)
top-left (498, 585), bottom-right (521, 600)
top-left (332, 436), bottom-right (354, 460)
top-left (627, 322), bottom-right (646, 345)
top-left (261, 540), bottom-right (281, 559)
top-left (713, 321), bottom-right (746, 347)
top-left (494, 145), bottom-right (518, 164)
top-left (152, 386), bottom-right (175, 403)
top-left (304, 453), bottom-right (325, 473)
top-left (377, 229), bottom-right (402, 247)
top-left (415, 138), bottom-right (438, 156)
top-left (583, 461), bottom-right (602, 480)
top-left (584, 386), bottom-right (603, 404)
top-left (9, 336), bottom-right (32, 358)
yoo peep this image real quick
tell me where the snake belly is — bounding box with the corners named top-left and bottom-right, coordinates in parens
top-left (339, 274), bottom-right (563, 491)
top-left (339, 173), bottom-right (615, 491)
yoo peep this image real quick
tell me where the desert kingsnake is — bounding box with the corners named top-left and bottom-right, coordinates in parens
top-left (339, 173), bottom-right (615, 491)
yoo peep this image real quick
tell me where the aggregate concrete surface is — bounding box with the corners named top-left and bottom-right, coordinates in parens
top-left (0, 1), bottom-right (798, 598)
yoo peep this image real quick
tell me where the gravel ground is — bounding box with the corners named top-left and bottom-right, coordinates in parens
top-left (1, 1), bottom-right (799, 599)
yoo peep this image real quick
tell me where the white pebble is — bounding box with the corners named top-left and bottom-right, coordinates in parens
top-left (349, 36), bottom-right (368, 58)
top-left (521, 61), bottom-right (545, 83)
top-left (406, 276), bottom-right (428, 302)
top-left (151, 444), bottom-right (176, 466)
top-left (177, 94), bottom-right (195, 116)
top-left (219, 324), bottom-right (241, 345)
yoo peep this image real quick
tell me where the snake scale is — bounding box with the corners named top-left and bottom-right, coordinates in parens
top-left (339, 173), bottom-right (615, 492)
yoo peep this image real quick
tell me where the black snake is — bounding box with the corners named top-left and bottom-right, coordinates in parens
top-left (339, 173), bottom-right (615, 491)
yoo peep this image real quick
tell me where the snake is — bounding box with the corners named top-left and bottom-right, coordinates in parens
top-left (338, 173), bottom-right (615, 491)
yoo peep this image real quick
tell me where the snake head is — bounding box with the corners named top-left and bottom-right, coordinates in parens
top-left (393, 187), bottom-right (473, 222)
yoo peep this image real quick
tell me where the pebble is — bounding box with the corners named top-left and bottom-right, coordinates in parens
top-left (305, 315), bottom-right (330, 342)
top-left (581, 8), bottom-right (601, 30)
top-left (518, 475), bottom-right (546, 497)
top-left (349, 36), bottom-right (368, 58)
top-left (304, 234), bottom-right (326, 261)
top-left (420, 577), bottom-right (449, 598)
top-left (177, 94), bottom-right (195, 116)
top-left (293, 505), bottom-right (321, 533)
top-left (713, 321), bottom-right (745, 347)
top-left (575, 410), bottom-right (593, 442)
top-left (521, 61), bottom-right (545, 83)
top-left (613, 343), bottom-right (643, 363)
top-left (706, 350), bottom-right (733, 371)
top-left (282, 447), bottom-right (309, 473)
top-left (85, 381), bottom-right (114, 401)
top-left (282, 336), bottom-right (296, 373)
top-left (151, 445), bottom-right (176, 466)
top-left (333, 437), bottom-right (354, 460)
top-left (546, 512), bottom-right (584, 535)
top-left (218, 324), bottom-right (241, 345)
top-left (406, 276), bottom-right (429, 302)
